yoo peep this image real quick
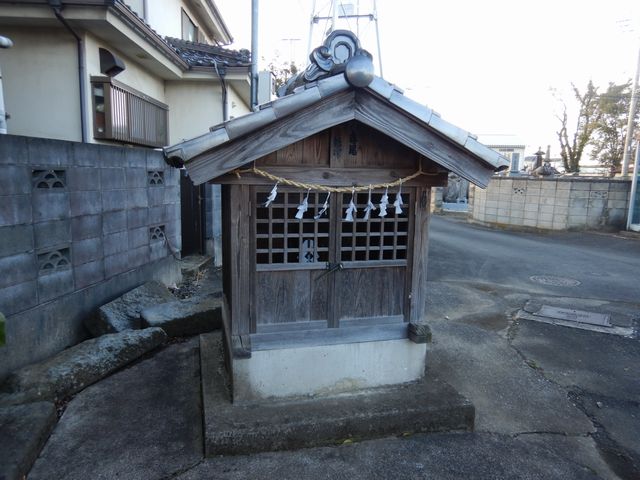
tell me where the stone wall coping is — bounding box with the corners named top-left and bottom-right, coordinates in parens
top-left (490, 176), bottom-right (631, 184)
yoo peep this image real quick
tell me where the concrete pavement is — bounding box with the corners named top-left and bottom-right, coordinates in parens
top-left (14, 216), bottom-right (640, 479)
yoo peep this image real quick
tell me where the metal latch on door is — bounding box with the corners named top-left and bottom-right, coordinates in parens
top-left (317, 262), bottom-right (343, 280)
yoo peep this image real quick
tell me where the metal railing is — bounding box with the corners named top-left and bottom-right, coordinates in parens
top-left (91, 76), bottom-right (168, 148)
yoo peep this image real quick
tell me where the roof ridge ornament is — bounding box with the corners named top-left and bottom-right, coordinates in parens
top-left (277, 30), bottom-right (374, 97)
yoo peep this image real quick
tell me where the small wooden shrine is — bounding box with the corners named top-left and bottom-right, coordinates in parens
top-left (165, 31), bottom-right (508, 402)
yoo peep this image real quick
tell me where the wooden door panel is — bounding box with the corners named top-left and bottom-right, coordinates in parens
top-left (334, 266), bottom-right (405, 321)
top-left (255, 270), bottom-right (330, 326)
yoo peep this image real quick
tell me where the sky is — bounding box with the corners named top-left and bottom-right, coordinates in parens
top-left (216, 0), bottom-right (640, 157)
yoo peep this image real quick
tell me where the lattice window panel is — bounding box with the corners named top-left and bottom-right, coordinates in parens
top-left (150, 225), bottom-right (166, 242)
top-left (255, 190), bottom-right (330, 265)
top-left (32, 169), bottom-right (66, 189)
top-left (148, 171), bottom-right (164, 186)
top-left (339, 191), bottom-right (410, 262)
top-left (38, 248), bottom-right (71, 274)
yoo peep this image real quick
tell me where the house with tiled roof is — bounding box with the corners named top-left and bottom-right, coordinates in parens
top-left (0, 0), bottom-right (252, 146)
top-left (0, 0), bottom-right (253, 256)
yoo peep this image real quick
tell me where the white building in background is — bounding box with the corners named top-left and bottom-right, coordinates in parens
top-left (0, 0), bottom-right (254, 258)
top-left (0, 0), bottom-right (252, 146)
top-left (478, 135), bottom-right (526, 174)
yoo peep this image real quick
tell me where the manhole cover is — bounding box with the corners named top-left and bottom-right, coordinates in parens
top-left (529, 275), bottom-right (581, 287)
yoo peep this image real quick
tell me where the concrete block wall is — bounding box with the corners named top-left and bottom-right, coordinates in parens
top-left (469, 177), bottom-right (631, 231)
top-left (0, 135), bottom-right (181, 379)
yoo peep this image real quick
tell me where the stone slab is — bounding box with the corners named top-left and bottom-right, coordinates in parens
top-left (0, 401), bottom-right (57, 480)
top-left (0, 328), bottom-right (167, 403)
top-left (141, 297), bottom-right (222, 337)
top-left (85, 281), bottom-right (174, 336)
top-left (28, 339), bottom-right (202, 480)
top-left (200, 332), bottom-right (474, 456)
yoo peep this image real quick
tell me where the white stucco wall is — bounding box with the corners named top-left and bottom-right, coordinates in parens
top-left (165, 80), bottom-right (224, 144)
top-left (227, 84), bottom-right (251, 120)
top-left (84, 32), bottom-right (166, 101)
top-left (144, 0), bottom-right (214, 44)
top-left (1, 27), bottom-right (82, 142)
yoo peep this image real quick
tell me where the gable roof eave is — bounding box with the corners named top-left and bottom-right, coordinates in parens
top-left (163, 73), bottom-right (352, 167)
top-left (181, 90), bottom-right (358, 185)
top-left (365, 77), bottom-right (509, 173)
top-left (163, 74), bottom-right (509, 187)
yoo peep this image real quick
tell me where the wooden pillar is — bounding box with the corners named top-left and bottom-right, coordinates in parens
top-left (408, 186), bottom-right (432, 343)
top-left (226, 184), bottom-right (253, 357)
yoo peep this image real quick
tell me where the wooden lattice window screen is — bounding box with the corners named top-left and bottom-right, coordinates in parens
top-left (256, 190), bottom-right (330, 265)
top-left (339, 191), bottom-right (410, 262)
top-left (255, 189), bottom-right (411, 266)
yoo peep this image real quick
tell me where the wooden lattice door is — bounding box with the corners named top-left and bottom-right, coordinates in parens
top-left (252, 186), bottom-right (414, 332)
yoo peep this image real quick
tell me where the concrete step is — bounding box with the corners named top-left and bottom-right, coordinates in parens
top-left (0, 402), bottom-right (57, 480)
top-left (141, 297), bottom-right (222, 337)
top-left (200, 332), bottom-right (475, 456)
top-left (1, 328), bottom-right (167, 404)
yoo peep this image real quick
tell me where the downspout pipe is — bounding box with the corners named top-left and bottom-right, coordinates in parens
top-left (49, 1), bottom-right (88, 142)
top-left (212, 61), bottom-right (228, 122)
top-left (210, 60), bottom-right (227, 261)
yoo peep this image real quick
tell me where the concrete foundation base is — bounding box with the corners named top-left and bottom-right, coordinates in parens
top-left (232, 339), bottom-right (427, 403)
top-left (200, 332), bottom-right (474, 456)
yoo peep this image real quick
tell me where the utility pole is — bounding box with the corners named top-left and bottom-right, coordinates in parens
top-left (250, 0), bottom-right (259, 111)
top-left (626, 133), bottom-right (640, 230)
top-left (621, 44), bottom-right (640, 176)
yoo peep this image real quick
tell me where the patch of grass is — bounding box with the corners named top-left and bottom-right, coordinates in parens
top-left (525, 359), bottom-right (542, 370)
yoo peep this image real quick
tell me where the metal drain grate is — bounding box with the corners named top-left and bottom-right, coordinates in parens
top-left (529, 275), bottom-right (581, 287)
top-left (533, 305), bottom-right (611, 327)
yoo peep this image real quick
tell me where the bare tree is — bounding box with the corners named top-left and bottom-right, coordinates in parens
top-left (556, 81), bottom-right (601, 173)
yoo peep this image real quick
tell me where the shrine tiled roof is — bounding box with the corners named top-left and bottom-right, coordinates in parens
top-left (163, 31), bottom-right (509, 188)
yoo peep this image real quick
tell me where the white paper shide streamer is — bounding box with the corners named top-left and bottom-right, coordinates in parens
top-left (393, 181), bottom-right (404, 215)
top-left (314, 192), bottom-right (330, 219)
top-left (264, 182), bottom-right (278, 207)
top-left (344, 188), bottom-right (358, 222)
top-left (378, 187), bottom-right (389, 217)
top-left (295, 189), bottom-right (310, 219)
top-left (363, 186), bottom-right (377, 220)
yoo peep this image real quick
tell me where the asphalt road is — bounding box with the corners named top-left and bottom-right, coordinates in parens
top-left (23, 215), bottom-right (640, 480)
top-left (428, 216), bottom-right (640, 304)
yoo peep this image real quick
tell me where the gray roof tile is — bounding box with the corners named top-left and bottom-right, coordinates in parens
top-left (165, 37), bottom-right (250, 69)
top-left (164, 72), bottom-right (509, 174)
